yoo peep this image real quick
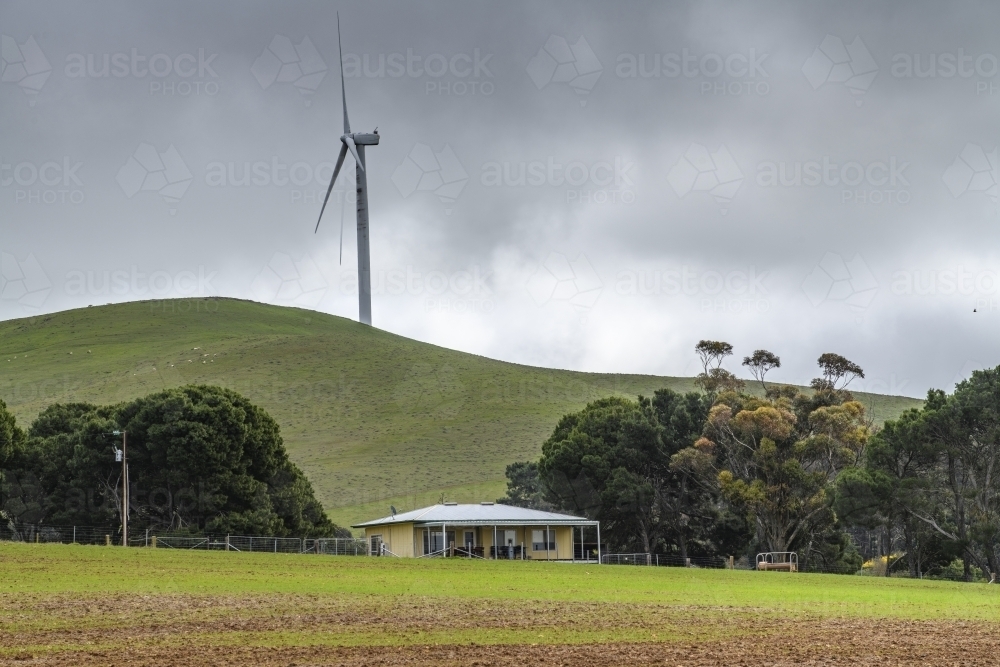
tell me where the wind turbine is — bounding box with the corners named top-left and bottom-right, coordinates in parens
top-left (315, 13), bottom-right (379, 326)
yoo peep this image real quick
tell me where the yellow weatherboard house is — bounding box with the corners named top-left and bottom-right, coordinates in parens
top-left (353, 502), bottom-right (601, 561)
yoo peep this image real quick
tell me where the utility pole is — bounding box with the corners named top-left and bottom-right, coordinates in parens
top-left (112, 431), bottom-right (128, 546)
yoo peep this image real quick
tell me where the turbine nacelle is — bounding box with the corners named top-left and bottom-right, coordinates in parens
top-left (340, 132), bottom-right (380, 173)
top-left (348, 133), bottom-right (380, 146)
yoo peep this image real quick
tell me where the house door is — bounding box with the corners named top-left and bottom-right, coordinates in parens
top-left (423, 529), bottom-right (455, 555)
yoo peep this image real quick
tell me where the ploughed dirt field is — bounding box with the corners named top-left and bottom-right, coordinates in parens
top-left (2, 593), bottom-right (999, 666)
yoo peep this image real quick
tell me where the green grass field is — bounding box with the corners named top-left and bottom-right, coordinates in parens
top-left (2, 544), bottom-right (994, 619)
top-left (0, 299), bottom-right (923, 530)
top-left (1, 543), bottom-right (997, 665)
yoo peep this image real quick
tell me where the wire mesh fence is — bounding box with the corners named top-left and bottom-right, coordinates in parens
top-left (601, 553), bottom-right (729, 568)
top-left (0, 523), bottom-right (120, 546)
top-left (1, 523), bottom-right (368, 556)
top-left (147, 534), bottom-right (367, 555)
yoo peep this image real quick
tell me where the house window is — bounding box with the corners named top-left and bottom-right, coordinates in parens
top-left (464, 530), bottom-right (475, 547)
top-left (531, 529), bottom-right (555, 551)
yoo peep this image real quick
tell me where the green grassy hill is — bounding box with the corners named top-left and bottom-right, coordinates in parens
top-left (0, 298), bottom-right (922, 530)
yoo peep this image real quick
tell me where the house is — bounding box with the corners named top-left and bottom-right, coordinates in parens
top-left (352, 502), bottom-right (601, 561)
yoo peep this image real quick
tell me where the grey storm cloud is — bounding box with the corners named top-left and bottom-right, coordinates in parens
top-left (2, 0), bottom-right (1000, 396)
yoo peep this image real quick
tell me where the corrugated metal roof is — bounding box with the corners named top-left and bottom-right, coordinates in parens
top-left (352, 503), bottom-right (598, 528)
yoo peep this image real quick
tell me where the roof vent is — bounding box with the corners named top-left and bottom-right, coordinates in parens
top-left (444, 501), bottom-right (458, 506)
top-left (480, 501), bottom-right (494, 505)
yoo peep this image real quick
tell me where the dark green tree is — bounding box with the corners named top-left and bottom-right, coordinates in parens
top-left (537, 390), bottom-right (723, 558)
top-left (7, 386), bottom-right (345, 538)
top-left (0, 398), bottom-right (26, 468)
top-left (0, 399), bottom-right (29, 531)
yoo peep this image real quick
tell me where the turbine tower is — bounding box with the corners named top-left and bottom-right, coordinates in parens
top-left (315, 13), bottom-right (379, 325)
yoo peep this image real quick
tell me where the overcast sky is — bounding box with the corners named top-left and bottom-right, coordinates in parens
top-left (2, 0), bottom-right (998, 398)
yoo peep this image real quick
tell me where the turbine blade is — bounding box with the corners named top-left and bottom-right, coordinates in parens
top-left (338, 12), bottom-right (350, 134)
top-left (315, 143), bottom-right (349, 233)
top-left (345, 135), bottom-right (364, 172)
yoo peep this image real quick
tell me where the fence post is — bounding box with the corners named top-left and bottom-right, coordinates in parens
top-left (729, 555), bottom-right (734, 570)
top-left (73, 526), bottom-right (76, 544)
top-left (225, 535), bottom-right (230, 551)
top-left (151, 535), bottom-right (157, 548)
top-left (685, 558), bottom-right (691, 567)
top-left (105, 534), bottom-right (110, 546)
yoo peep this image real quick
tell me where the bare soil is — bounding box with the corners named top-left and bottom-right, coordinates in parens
top-left (2, 594), bottom-right (997, 666)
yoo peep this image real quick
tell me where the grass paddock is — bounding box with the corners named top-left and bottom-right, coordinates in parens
top-left (3, 542), bottom-right (1000, 666)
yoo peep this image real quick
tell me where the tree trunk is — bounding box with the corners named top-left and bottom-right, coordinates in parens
top-left (946, 454), bottom-right (972, 582)
top-left (883, 524), bottom-right (892, 577)
top-left (678, 531), bottom-right (687, 563)
top-left (904, 521), bottom-right (917, 578)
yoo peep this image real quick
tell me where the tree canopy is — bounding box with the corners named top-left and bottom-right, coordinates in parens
top-left (511, 344), bottom-right (872, 572)
top-left (532, 389), bottom-right (741, 559)
top-left (1, 386), bottom-right (345, 538)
